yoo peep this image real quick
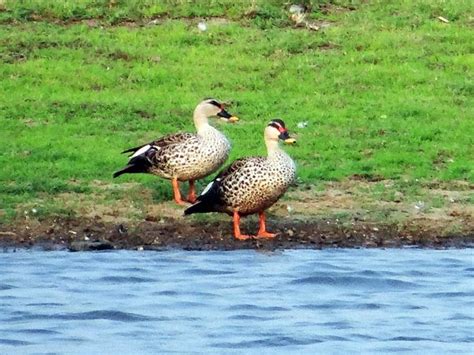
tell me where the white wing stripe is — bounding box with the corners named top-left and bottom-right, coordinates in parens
top-left (131, 144), bottom-right (152, 158)
top-left (201, 178), bottom-right (220, 196)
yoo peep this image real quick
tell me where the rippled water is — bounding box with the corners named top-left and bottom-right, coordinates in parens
top-left (1, 249), bottom-right (473, 354)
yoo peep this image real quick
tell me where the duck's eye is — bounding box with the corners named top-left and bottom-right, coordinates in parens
top-left (269, 122), bottom-right (285, 133)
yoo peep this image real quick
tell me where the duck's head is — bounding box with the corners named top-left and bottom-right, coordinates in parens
top-left (197, 99), bottom-right (239, 123)
top-left (265, 119), bottom-right (296, 145)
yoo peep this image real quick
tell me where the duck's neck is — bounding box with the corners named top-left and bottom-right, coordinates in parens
top-left (193, 109), bottom-right (212, 135)
top-left (265, 139), bottom-right (284, 159)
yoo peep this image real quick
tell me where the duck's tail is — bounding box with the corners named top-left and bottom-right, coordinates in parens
top-left (184, 178), bottom-right (221, 215)
top-left (113, 155), bottom-right (152, 178)
top-left (121, 144), bottom-right (147, 156)
top-left (184, 200), bottom-right (214, 215)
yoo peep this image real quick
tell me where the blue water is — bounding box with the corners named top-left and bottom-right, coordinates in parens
top-left (0, 249), bottom-right (473, 354)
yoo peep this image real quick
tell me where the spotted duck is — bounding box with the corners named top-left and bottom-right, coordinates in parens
top-left (113, 99), bottom-right (239, 205)
top-left (185, 119), bottom-right (296, 240)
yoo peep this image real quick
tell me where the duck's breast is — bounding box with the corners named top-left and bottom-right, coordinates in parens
top-left (174, 131), bottom-right (231, 180)
top-left (221, 154), bottom-right (296, 214)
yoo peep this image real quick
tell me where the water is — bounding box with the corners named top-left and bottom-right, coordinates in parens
top-left (0, 249), bottom-right (473, 354)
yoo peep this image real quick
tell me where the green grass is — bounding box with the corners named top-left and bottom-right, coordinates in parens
top-left (0, 0), bottom-right (473, 221)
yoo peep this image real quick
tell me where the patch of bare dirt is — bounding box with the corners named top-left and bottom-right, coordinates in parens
top-left (2, 180), bottom-right (472, 251)
top-left (0, 214), bottom-right (472, 252)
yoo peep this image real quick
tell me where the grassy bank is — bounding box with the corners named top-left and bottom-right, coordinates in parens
top-left (0, 1), bottom-right (472, 225)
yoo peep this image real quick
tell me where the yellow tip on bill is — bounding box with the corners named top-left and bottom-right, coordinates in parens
top-left (284, 138), bottom-right (296, 144)
top-left (228, 116), bottom-right (239, 122)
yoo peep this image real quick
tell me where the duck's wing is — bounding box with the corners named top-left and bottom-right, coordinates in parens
top-left (114, 133), bottom-right (199, 178)
top-left (152, 132), bottom-right (196, 148)
top-left (121, 132), bottom-right (196, 156)
top-left (184, 157), bottom-right (264, 215)
top-left (215, 157), bottom-right (253, 181)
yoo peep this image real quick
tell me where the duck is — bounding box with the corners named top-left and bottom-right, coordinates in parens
top-left (113, 99), bottom-right (239, 205)
top-left (184, 119), bottom-right (296, 240)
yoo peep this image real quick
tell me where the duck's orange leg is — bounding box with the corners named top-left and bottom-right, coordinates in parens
top-left (256, 211), bottom-right (277, 239)
top-left (233, 211), bottom-right (252, 240)
top-left (187, 180), bottom-right (197, 203)
top-left (172, 178), bottom-right (186, 205)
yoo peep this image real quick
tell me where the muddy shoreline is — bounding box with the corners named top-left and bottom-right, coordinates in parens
top-left (1, 216), bottom-right (472, 251)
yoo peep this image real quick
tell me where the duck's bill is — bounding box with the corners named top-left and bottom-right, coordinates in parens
top-left (228, 116), bottom-right (239, 123)
top-left (278, 130), bottom-right (295, 143)
top-left (217, 109), bottom-right (232, 119)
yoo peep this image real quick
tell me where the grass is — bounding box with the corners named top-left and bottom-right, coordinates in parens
top-left (0, 0), bottom-right (473, 222)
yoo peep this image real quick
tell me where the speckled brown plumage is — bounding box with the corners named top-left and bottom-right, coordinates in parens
top-left (147, 128), bottom-right (231, 181)
top-left (185, 119), bottom-right (296, 239)
top-left (212, 152), bottom-right (296, 215)
top-left (113, 99), bottom-right (238, 205)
